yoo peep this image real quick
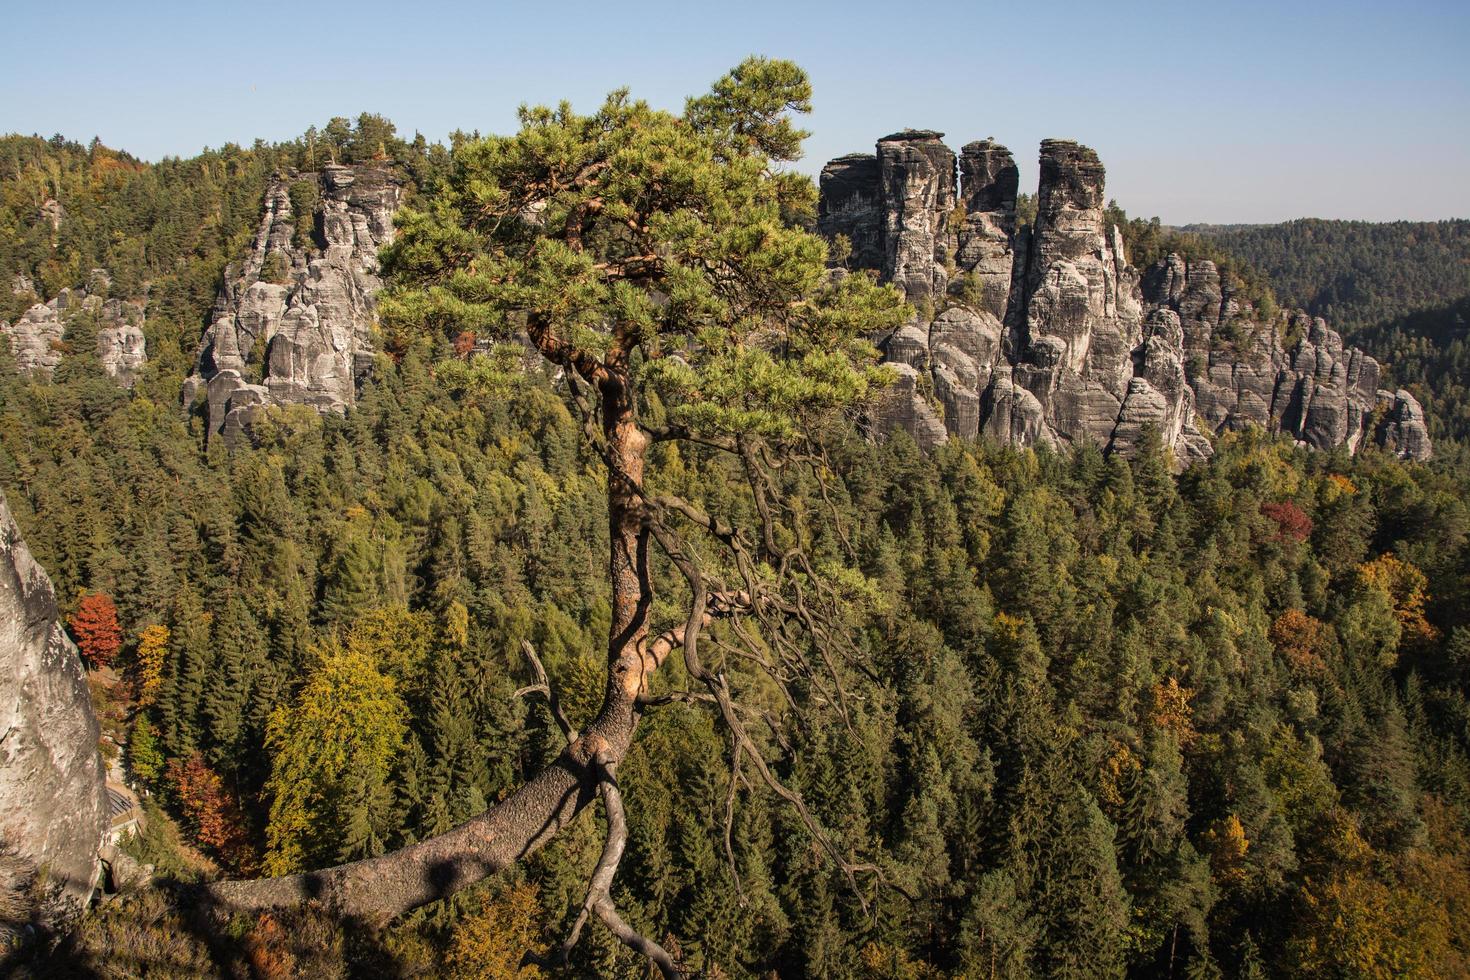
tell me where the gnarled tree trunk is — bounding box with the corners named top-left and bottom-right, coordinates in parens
top-left (204, 364), bottom-right (653, 923)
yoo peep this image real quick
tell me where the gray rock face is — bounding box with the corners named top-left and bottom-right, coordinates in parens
top-left (817, 154), bottom-right (884, 271)
top-left (185, 163), bottom-right (403, 441)
top-left (39, 199), bottom-right (64, 234)
top-left (1135, 255), bottom-right (1417, 457)
top-left (95, 297), bottom-right (147, 387)
top-left (1, 303), bottom-right (64, 375)
top-left (869, 362), bottom-right (948, 451)
top-left (0, 274), bottom-right (147, 387)
top-left (818, 133), bottom-right (1431, 464)
top-left (954, 140), bottom-right (1019, 321)
top-left (877, 131), bottom-right (956, 309)
top-left (1011, 140), bottom-right (1150, 450)
top-left (1375, 388), bottom-right (1433, 460)
top-left (0, 491), bottom-right (107, 908)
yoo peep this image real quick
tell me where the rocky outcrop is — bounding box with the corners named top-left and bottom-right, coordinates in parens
top-left (817, 154), bottom-right (884, 271)
top-left (184, 163), bottom-right (403, 441)
top-left (94, 300), bottom-right (147, 387)
top-left (1137, 255), bottom-right (1388, 454)
top-left (1011, 140), bottom-right (1157, 451)
top-left (871, 362), bottom-right (948, 451)
top-left (0, 271), bottom-right (147, 387)
top-left (877, 131), bottom-right (956, 309)
top-left (1375, 389), bottom-right (1433, 460)
top-left (953, 139), bottom-right (1019, 321)
top-left (0, 303), bottom-right (64, 376)
top-left (0, 491), bottom-right (108, 909)
top-left (818, 133), bottom-right (1431, 463)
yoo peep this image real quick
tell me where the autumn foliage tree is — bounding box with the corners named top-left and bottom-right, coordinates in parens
top-left (1357, 553), bottom-right (1437, 646)
top-left (69, 590), bottom-right (123, 669)
top-left (133, 623), bottom-right (169, 704)
top-left (1269, 608), bottom-right (1333, 677)
top-left (1261, 499), bottom-right (1313, 543)
top-left (168, 752), bottom-right (258, 873)
top-left (262, 640), bottom-right (407, 875)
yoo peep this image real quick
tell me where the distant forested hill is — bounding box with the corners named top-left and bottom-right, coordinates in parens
top-left (1184, 219), bottom-right (1470, 335)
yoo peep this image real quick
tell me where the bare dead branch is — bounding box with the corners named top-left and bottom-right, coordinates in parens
top-left (515, 640), bottom-right (578, 745)
top-left (646, 518), bottom-right (878, 916)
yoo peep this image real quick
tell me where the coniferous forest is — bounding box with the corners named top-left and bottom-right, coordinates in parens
top-left (2, 64), bottom-right (1470, 980)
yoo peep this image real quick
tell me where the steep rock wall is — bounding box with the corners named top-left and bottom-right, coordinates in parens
top-left (183, 163), bottom-right (402, 441)
top-left (817, 133), bottom-right (1431, 463)
top-left (0, 491), bottom-right (108, 907)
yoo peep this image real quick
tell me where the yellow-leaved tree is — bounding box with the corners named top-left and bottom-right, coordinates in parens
top-left (263, 639), bottom-right (408, 875)
top-left (134, 623), bottom-right (169, 705)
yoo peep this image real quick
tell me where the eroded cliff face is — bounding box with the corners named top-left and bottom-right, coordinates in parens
top-left (1136, 255), bottom-right (1426, 456)
top-left (0, 491), bottom-right (107, 908)
top-left (182, 163), bottom-right (403, 441)
top-left (817, 133), bottom-right (1432, 463)
top-left (1, 270), bottom-right (147, 387)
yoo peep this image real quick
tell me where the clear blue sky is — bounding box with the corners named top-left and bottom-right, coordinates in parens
top-left (4, 0), bottom-right (1467, 223)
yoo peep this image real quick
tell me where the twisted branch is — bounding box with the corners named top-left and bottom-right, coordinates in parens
top-left (531, 752), bottom-right (684, 978)
top-left (514, 640), bottom-right (578, 745)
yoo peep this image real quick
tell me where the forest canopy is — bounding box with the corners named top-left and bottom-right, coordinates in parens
top-left (2, 64), bottom-right (1469, 980)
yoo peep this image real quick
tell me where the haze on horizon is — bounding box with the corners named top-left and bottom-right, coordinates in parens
top-left (3, 0), bottom-right (1467, 225)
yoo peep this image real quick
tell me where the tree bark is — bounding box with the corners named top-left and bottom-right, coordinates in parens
top-left (202, 363), bottom-right (654, 923)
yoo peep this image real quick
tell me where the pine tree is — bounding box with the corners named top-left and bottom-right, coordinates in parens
top-left (159, 583), bottom-right (211, 757)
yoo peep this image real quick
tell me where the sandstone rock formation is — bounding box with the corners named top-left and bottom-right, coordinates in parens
top-left (817, 133), bottom-right (1431, 463)
top-left (0, 302), bottom-right (64, 376)
top-left (817, 154), bottom-right (884, 271)
top-left (0, 271), bottom-right (147, 387)
top-left (0, 491), bottom-right (108, 908)
top-left (183, 163), bottom-right (402, 441)
top-left (877, 130), bottom-right (955, 309)
top-left (1138, 255), bottom-right (1384, 455)
top-left (1375, 388), bottom-right (1433, 460)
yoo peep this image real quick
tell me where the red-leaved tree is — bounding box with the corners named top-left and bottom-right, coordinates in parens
top-left (168, 753), bottom-right (258, 874)
top-left (1261, 500), bottom-right (1314, 543)
top-left (69, 591), bottom-right (123, 669)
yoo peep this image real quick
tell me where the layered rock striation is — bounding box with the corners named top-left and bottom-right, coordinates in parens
top-left (183, 163), bottom-right (402, 441)
top-left (1, 270), bottom-right (147, 387)
top-left (0, 491), bottom-right (108, 908)
top-left (817, 133), bottom-right (1431, 463)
